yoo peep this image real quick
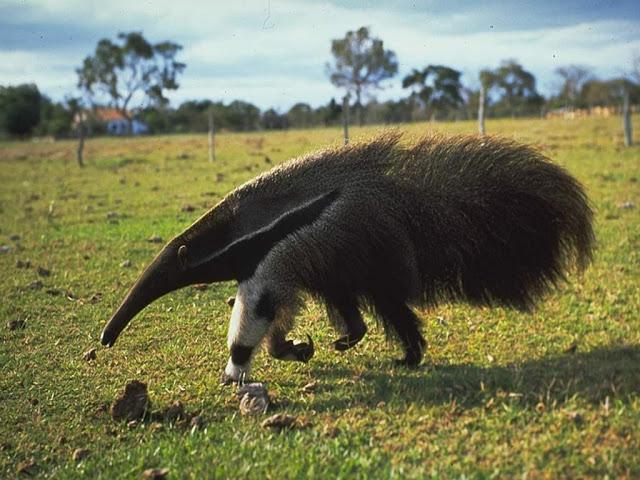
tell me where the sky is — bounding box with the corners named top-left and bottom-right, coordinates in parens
top-left (1, 0), bottom-right (639, 111)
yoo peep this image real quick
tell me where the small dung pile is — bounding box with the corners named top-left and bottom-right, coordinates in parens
top-left (234, 382), bottom-right (311, 431)
top-left (7, 319), bottom-right (26, 331)
top-left (237, 382), bottom-right (269, 416)
top-left (110, 380), bottom-right (150, 422)
top-left (142, 468), bottom-right (169, 479)
top-left (109, 380), bottom-right (204, 430)
top-left (261, 413), bottom-right (312, 432)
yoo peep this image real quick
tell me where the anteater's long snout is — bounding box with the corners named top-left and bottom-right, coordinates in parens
top-left (100, 249), bottom-right (178, 347)
top-left (100, 286), bottom-right (148, 347)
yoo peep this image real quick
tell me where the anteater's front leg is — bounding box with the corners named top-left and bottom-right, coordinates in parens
top-left (222, 282), bottom-right (275, 383)
top-left (222, 280), bottom-right (313, 383)
top-left (266, 322), bottom-right (314, 363)
top-left (263, 293), bottom-right (314, 363)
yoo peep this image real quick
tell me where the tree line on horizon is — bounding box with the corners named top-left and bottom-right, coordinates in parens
top-left (1, 27), bottom-right (639, 139)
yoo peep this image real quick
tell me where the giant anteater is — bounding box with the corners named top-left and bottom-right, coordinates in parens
top-left (101, 133), bottom-right (594, 382)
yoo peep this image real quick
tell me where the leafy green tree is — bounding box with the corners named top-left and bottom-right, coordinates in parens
top-left (580, 78), bottom-right (640, 107)
top-left (487, 60), bottom-right (544, 117)
top-left (36, 96), bottom-right (73, 138)
top-left (141, 99), bottom-right (265, 133)
top-left (326, 26), bottom-right (398, 125)
top-left (580, 79), bottom-right (613, 107)
top-left (287, 103), bottom-right (315, 128)
top-left (623, 50), bottom-right (640, 147)
top-left (225, 100), bottom-right (261, 131)
top-left (138, 106), bottom-right (171, 134)
top-left (262, 108), bottom-right (288, 130)
top-left (0, 83), bottom-right (41, 136)
top-left (363, 98), bottom-right (413, 124)
top-left (554, 65), bottom-right (592, 108)
top-left (173, 99), bottom-right (213, 132)
top-left (76, 31), bottom-right (185, 133)
top-left (402, 65), bottom-right (463, 121)
top-left (316, 98), bottom-right (343, 126)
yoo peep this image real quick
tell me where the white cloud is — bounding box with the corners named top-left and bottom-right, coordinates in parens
top-left (1, 0), bottom-right (639, 109)
top-left (0, 50), bottom-right (76, 98)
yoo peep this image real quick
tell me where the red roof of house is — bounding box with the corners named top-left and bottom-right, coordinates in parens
top-left (94, 108), bottom-right (127, 122)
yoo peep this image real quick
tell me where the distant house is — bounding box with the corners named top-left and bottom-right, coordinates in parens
top-left (95, 108), bottom-right (149, 135)
top-left (74, 108), bottom-right (149, 136)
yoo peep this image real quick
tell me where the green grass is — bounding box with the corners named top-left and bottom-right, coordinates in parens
top-left (1, 117), bottom-right (639, 478)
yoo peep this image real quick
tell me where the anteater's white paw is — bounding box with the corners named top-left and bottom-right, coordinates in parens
top-left (221, 357), bottom-right (251, 384)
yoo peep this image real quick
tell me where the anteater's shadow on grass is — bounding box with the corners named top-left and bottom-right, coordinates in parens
top-left (308, 345), bottom-right (640, 411)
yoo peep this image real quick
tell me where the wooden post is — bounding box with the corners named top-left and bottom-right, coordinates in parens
top-left (342, 94), bottom-right (350, 145)
top-left (623, 89), bottom-right (633, 147)
top-left (208, 107), bottom-right (216, 162)
top-left (478, 84), bottom-right (486, 136)
top-left (76, 112), bottom-right (85, 168)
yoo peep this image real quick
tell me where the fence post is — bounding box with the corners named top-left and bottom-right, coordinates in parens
top-left (478, 84), bottom-right (486, 136)
top-left (342, 94), bottom-right (350, 145)
top-left (623, 89), bottom-right (633, 147)
top-left (208, 107), bottom-right (216, 162)
top-left (76, 112), bottom-right (85, 167)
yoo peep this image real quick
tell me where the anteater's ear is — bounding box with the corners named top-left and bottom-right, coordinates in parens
top-left (177, 245), bottom-right (188, 271)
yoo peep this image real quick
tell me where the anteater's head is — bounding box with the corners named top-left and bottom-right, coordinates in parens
top-left (100, 199), bottom-right (238, 347)
top-left (100, 239), bottom-right (216, 347)
top-left (100, 189), bottom-right (339, 347)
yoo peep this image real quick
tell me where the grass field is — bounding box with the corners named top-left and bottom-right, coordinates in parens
top-left (1, 116), bottom-right (639, 478)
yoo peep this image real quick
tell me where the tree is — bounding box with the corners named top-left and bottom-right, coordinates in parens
top-left (36, 95), bottom-right (74, 138)
top-left (581, 78), bottom-right (639, 107)
top-left (173, 99), bottom-right (213, 132)
top-left (554, 65), bottom-right (591, 108)
top-left (580, 79), bottom-right (615, 107)
top-left (487, 60), bottom-right (544, 117)
top-left (76, 32), bottom-right (185, 134)
top-left (225, 100), bottom-right (261, 131)
top-left (363, 98), bottom-right (413, 124)
top-left (623, 50), bottom-right (640, 147)
top-left (138, 106), bottom-right (171, 134)
top-left (314, 98), bottom-right (343, 127)
top-left (402, 65), bottom-right (463, 121)
top-left (326, 26), bottom-right (398, 125)
top-left (287, 103), bottom-right (315, 128)
top-left (262, 108), bottom-right (288, 130)
top-left (63, 97), bottom-right (85, 167)
top-left (0, 83), bottom-right (41, 136)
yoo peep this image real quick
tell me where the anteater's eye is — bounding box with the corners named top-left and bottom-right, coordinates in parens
top-left (177, 245), bottom-right (188, 271)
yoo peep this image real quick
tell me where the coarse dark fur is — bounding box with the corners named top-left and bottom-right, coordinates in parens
top-left (101, 133), bottom-right (594, 374)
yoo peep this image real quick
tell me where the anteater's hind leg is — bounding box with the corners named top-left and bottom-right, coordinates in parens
top-left (266, 311), bottom-right (314, 363)
top-left (373, 297), bottom-right (426, 368)
top-left (327, 297), bottom-right (367, 351)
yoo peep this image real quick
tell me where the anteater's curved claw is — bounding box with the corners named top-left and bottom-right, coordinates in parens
top-left (292, 335), bottom-right (314, 363)
top-left (333, 328), bottom-right (366, 351)
top-left (220, 371), bottom-right (235, 386)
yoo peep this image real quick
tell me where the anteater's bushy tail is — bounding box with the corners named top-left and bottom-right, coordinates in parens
top-left (391, 134), bottom-right (594, 311)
